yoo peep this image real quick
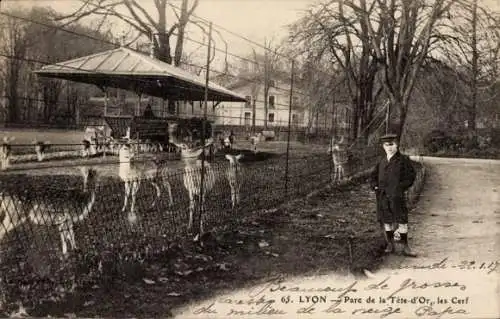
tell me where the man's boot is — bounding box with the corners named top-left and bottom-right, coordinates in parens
top-left (400, 233), bottom-right (417, 257)
top-left (384, 230), bottom-right (394, 253)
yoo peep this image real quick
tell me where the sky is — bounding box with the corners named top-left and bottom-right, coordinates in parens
top-left (1, 0), bottom-right (312, 43)
top-left (0, 0), bottom-right (315, 71)
top-left (1, 0), bottom-right (499, 73)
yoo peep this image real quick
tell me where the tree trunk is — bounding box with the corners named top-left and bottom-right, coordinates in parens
top-left (174, 0), bottom-right (189, 67)
top-left (350, 97), bottom-right (360, 141)
top-left (264, 86), bottom-right (268, 129)
top-left (469, 0), bottom-right (478, 132)
top-left (252, 96), bottom-right (256, 133)
top-left (157, 32), bottom-right (172, 64)
top-left (6, 58), bottom-right (21, 124)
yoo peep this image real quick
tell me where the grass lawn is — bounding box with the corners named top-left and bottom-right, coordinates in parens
top-left (0, 128), bottom-right (85, 145)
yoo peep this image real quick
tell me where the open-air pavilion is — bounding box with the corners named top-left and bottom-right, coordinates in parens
top-left (34, 45), bottom-right (246, 115)
top-left (34, 46), bottom-right (246, 143)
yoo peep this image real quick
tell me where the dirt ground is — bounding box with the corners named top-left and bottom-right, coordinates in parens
top-left (0, 172), bottom-right (388, 318)
top-left (173, 156), bottom-right (500, 319)
top-left (0, 136), bottom-right (383, 318)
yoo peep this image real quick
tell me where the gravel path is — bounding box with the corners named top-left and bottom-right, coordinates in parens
top-left (173, 156), bottom-right (500, 319)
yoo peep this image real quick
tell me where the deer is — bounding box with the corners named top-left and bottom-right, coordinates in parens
top-left (117, 141), bottom-right (173, 225)
top-left (175, 145), bottom-right (215, 234)
top-left (168, 122), bottom-right (231, 234)
top-left (33, 139), bottom-right (50, 162)
top-left (225, 153), bottom-right (244, 209)
top-left (0, 167), bottom-right (99, 256)
top-left (0, 136), bottom-right (15, 171)
top-left (172, 141), bottom-right (244, 235)
top-left (249, 132), bottom-right (261, 154)
top-left (328, 136), bottom-right (349, 182)
top-left (82, 136), bottom-right (118, 158)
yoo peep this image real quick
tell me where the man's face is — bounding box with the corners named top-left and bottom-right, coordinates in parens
top-left (383, 141), bottom-right (398, 156)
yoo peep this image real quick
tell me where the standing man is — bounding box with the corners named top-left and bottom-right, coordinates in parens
top-left (370, 133), bottom-right (417, 257)
top-left (143, 104), bottom-right (155, 118)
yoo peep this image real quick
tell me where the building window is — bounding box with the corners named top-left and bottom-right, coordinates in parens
top-left (244, 112), bottom-right (251, 126)
top-left (245, 96), bottom-right (251, 108)
top-left (268, 113), bottom-right (275, 123)
top-left (292, 114), bottom-right (298, 126)
top-left (269, 95), bottom-right (275, 108)
top-left (268, 80), bottom-right (275, 87)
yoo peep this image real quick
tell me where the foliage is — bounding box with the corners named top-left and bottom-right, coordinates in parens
top-left (289, 0), bottom-right (384, 141)
top-left (421, 128), bottom-right (497, 156)
top-left (0, 6), bottom-right (115, 125)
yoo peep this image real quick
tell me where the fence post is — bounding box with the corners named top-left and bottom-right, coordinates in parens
top-left (284, 59), bottom-right (295, 198)
top-left (199, 21), bottom-right (213, 235)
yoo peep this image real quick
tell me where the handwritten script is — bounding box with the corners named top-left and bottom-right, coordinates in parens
top-left (189, 275), bottom-right (471, 318)
top-left (185, 258), bottom-right (499, 318)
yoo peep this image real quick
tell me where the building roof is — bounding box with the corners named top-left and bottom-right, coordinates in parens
top-left (34, 46), bottom-right (246, 103)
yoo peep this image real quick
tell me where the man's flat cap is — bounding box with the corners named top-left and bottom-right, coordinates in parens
top-left (380, 133), bottom-right (399, 142)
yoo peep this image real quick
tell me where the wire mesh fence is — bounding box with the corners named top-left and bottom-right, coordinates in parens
top-left (0, 4), bottom-right (394, 313)
top-left (0, 140), bottom-right (378, 259)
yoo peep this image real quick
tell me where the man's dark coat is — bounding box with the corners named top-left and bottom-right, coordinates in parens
top-left (370, 151), bottom-right (416, 224)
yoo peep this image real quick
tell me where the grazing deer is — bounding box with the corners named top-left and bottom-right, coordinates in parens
top-left (173, 142), bottom-right (244, 234)
top-left (82, 136), bottom-right (118, 158)
top-left (0, 167), bottom-right (99, 256)
top-left (176, 145), bottom-right (216, 234)
top-left (118, 142), bottom-right (173, 225)
top-left (0, 136), bottom-right (15, 170)
top-left (329, 136), bottom-right (349, 182)
top-left (33, 140), bottom-right (50, 162)
top-left (249, 133), bottom-right (261, 154)
top-left (225, 154), bottom-right (244, 209)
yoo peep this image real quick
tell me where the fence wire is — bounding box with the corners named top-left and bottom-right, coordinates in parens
top-left (0, 140), bottom-right (378, 269)
top-left (0, 5), bottom-right (387, 314)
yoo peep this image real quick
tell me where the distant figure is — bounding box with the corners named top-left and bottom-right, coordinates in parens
top-left (249, 132), bottom-right (261, 154)
top-left (143, 104), bottom-right (155, 118)
top-left (229, 130), bottom-right (235, 147)
top-left (223, 136), bottom-right (231, 150)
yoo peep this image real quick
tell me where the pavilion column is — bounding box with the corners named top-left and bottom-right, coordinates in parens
top-left (104, 89), bottom-right (108, 117)
top-left (136, 93), bottom-right (142, 116)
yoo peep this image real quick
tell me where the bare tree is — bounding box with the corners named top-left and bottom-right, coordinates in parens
top-left (289, 0), bottom-right (384, 142)
top-left (0, 9), bottom-right (31, 123)
top-left (235, 42), bottom-right (284, 129)
top-left (351, 0), bottom-right (462, 137)
top-left (438, 0), bottom-right (500, 133)
top-left (246, 42), bottom-right (282, 128)
top-left (297, 54), bottom-right (343, 134)
top-left (56, 0), bottom-right (200, 66)
top-left (290, 0), bottom-right (495, 141)
top-left (0, 7), bottom-right (116, 125)
top-left (415, 59), bottom-right (469, 130)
